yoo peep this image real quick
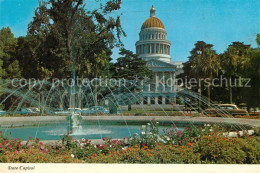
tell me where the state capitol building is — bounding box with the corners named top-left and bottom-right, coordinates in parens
top-left (135, 6), bottom-right (183, 105)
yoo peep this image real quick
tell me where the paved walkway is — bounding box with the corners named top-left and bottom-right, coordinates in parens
top-left (0, 116), bottom-right (259, 127)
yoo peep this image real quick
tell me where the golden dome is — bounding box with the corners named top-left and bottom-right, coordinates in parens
top-left (141, 5), bottom-right (165, 29)
top-left (141, 17), bottom-right (165, 29)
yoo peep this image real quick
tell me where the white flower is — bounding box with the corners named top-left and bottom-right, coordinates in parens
top-left (109, 145), bottom-right (112, 147)
top-left (172, 141), bottom-right (175, 144)
top-left (122, 147), bottom-right (127, 151)
top-left (166, 137), bottom-right (170, 141)
top-left (147, 123), bottom-right (151, 126)
top-left (80, 143), bottom-right (84, 147)
top-left (156, 122), bottom-right (159, 124)
top-left (81, 138), bottom-right (85, 142)
top-left (71, 154), bottom-right (75, 158)
top-left (142, 125), bottom-right (146, 128)
top-left (141, 131), bottom-right (146, 135)
top-left (207, 124), bottom-right (210, 127)
top-left (94, 145), bottom-right (97, 148)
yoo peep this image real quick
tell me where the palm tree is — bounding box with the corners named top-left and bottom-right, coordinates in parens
top-left (192, 48), bottom-right (219, 105)
top-left (220, 42), bottom-right (250, 104)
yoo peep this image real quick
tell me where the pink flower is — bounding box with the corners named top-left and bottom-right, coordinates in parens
top-left (173, 125), bottom-right (177, 128)
top-left (14, 150), bottom-right (18, 155)
top-left (62, 146), bottom-right (65, 149)
top-left (7, 145), bottom-right (12, 149)
top-left (177, 131), bottom-right (182, 135)
top-left (17, 142), bottom-right (21, 148)
top-left (40, 145), bottom-right (45, 150)
top-left (28, 145), bottom-right (33, 149)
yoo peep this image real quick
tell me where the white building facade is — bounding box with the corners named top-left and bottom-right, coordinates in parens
top-left (135, 6), bottom-right (183, 105)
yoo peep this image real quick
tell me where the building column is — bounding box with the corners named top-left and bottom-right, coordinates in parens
top-left (163, 71), bottom-right (166, 92)
top-left (148, 84), bottom-right (151, 92)
top-left (170, 72), bottom-right (173, 92)
top-left (162, 45), bottom-right (164, 54)
top-left (141, 80), bottom-right (144, 92)
top-left (155, 97), bottom-right (158, 104)
top-left (155, 72), bottom-right (158, 92)
top-left (149, 44), bottom-right (151, 54)
top-left (147, 97), bottom-right (151, 104)
top-left (162, 97), bottom-right (166, 105)
top-left (173, 72), bottom-right (176, 92)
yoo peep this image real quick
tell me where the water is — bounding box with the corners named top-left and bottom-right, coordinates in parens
top-left (0, 122), bottom-right (185, 140)
top-left (0, 79), bottom-right (248, 140)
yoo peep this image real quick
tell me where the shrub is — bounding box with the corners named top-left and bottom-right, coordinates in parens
top-left (197, 134), bottom-right (260, 164)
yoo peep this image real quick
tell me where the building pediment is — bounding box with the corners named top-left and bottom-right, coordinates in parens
top-left (146, 59), bottom-right (175, 68)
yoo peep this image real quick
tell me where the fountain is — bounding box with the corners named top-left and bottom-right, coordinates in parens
top-left (0, 75), bottom-right (257, 141)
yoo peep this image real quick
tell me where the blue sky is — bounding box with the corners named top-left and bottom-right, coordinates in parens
top-left (1, 0), bottom-right (260, 62)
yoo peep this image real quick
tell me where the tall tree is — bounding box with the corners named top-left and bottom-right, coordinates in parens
top-left (191, 47), bottom-right (219, 104)
top-left (240, 36), bottom-right (260, 109)
top-left (256, 33), bottom-right (260, 47)
top-left (181, 41), bottom-right (219, 106)
top-left (111, 48), bottom-right (153, 110)
top-left (27, 0), bottom-right (125, 79)
top-left (220, 42), bottom-right (251, 104)
top-left (112, 48), bottom-right (153, 80)
top-left (0, 27), bottom-right (21, 79)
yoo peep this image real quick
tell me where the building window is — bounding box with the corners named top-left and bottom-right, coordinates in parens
top-left (158, 96), bottom-right (162, 104)
top-left (166, 96), bottom-right (170, 104)
top-left (151, 97), bottom-right (155, 104)
top-left (143, 97), bottom-right (148, 104)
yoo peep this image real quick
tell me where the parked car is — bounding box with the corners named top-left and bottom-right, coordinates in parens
top-left (81, 106), bottom-right (109, 115)
top-left (29, 107), bottom-right (40, 113)
top-left (68, 108), bottom-right (81, 113)
top-left (50, 108), bottom-right (69, 115)
top-left (13, 107), bottom-right (37, 115)
top-left (203, 104), bottom-right (249, 116)
top-left (0, 109), bottom-right (6, 116)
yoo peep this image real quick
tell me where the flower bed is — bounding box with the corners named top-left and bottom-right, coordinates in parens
top-left (0, 123), bottom-right (259, 163)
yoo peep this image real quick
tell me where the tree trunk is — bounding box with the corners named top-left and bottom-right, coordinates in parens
top-left (198, 87), bottom-right (201, 112)
top-left (229, 77), bottom-right (232, 104)
top-left (207, 85), bottom-right (210, 106)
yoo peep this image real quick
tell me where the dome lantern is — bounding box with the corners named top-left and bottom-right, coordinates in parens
top-left (150, 5), bottom-right (155, 17)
